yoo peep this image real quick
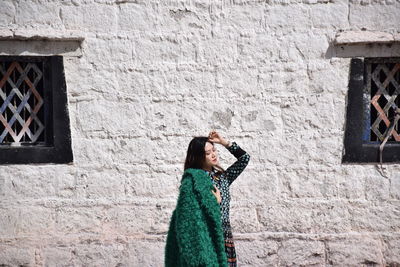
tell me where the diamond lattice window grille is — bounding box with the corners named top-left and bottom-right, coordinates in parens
top-left (0, 56), bottom-right (72, 164)
top-left (367, 58), bottom-right (400, 142)
top-left (0, 60), bottom-right (45, 145)
top-left (343, 58), bottom-right (400, 163)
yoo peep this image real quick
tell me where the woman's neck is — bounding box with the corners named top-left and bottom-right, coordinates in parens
top-left (203, 166), bottom-right (212, 172)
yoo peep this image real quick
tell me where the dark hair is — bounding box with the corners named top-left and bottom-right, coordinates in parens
top-left (184, 137), bottom-right (212, 170)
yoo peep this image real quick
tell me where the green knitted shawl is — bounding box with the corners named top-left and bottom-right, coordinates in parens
top-left (165, 168), bottom-right (228, 267)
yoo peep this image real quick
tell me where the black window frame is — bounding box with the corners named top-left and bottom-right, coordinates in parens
top-left (343, 58), bottom-right (400, 163)
top-left (0, 55), bottom-right (73, 164)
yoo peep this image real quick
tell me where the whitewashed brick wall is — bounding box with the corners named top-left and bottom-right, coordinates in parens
top-left (1, 0), bottom-right (400, 266)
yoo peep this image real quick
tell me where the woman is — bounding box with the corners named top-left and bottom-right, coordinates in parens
top-left (165, 131), bottom-right (250, 267)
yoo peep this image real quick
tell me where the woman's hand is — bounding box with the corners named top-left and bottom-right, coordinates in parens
top-left (211, 185), bottom-right (222, 204)
top-left (208, 130), bottom-right (229, 147)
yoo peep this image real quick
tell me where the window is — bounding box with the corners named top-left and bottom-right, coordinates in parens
top-left (0, 56), bottom-right (73, 164)
top-left (343, 58), bottom-right (400, 163)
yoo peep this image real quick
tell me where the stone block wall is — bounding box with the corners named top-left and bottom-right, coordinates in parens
top-left (0, 0), bottom-right (400, 266)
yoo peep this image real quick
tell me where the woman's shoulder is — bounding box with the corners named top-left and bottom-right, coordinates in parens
top-left (182, 168), bottom-right (209, 184)
top-left (182, 168), bottom-right (214, 191)
top-left (183, 168), bottom-right (206, 176)
top-left (182, 168), bottom-right (207, 179)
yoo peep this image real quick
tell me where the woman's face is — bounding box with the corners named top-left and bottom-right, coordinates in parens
top-left (203, 142), bottom-right (219, 170)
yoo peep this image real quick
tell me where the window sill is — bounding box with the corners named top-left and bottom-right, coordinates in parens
top-left (0, 29), bottom-right (85, 57)
top-left (0, 29), bottom-right (85, 42)
top-left (333, 31), bottom-right (400, 58)
top-left (335, 30), bottom-right (400, 45)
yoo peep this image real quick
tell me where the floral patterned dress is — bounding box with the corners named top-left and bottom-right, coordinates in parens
top-left (205, 142), bottom-right (250, 267)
